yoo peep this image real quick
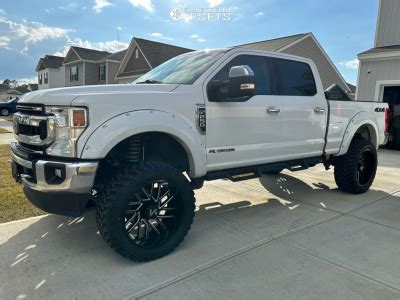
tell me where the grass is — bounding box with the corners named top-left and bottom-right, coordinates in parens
top-left (0, 145), bottom-right (45, 223)
top-left (0, 116), bottom-right (14, 122)
top-left (0, 128), bottom-right (10, 134)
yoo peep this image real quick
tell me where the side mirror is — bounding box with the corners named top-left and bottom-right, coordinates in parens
top-left (228, 65), bottom-right (255, 97)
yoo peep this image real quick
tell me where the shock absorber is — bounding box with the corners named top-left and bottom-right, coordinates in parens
top-left (125, 136), bottom-right (143, 162)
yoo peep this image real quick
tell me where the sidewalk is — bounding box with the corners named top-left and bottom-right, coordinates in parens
top-left (1, 150), bottom-right (400, 299)
top-left (0, 118), bottom-right (15, 145)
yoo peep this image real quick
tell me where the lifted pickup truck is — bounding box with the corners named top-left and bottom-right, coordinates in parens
top-left (10, 48), bottom-right (388, 261)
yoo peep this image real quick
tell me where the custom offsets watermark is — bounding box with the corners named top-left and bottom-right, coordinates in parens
top-left (170, 8), bottom-right (231, 21)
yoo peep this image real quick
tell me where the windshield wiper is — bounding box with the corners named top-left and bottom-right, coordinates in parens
top-left (136, 79), bottom-right (163, 84)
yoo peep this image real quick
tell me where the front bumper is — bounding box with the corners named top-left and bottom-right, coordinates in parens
top-left (10, 143), bottom-right (98, 217)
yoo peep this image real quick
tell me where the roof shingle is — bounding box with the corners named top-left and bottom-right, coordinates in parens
top-left (236, 33), bottom-right (308, 51)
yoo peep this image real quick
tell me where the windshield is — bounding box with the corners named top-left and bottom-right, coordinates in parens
top-left (134, 49), bottom-right (228, 85)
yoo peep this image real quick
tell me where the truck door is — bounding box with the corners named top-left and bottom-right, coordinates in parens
top-left (204, 54), bottom-right (282, 171)
top-left (273, 58), bottom-right (327, 160)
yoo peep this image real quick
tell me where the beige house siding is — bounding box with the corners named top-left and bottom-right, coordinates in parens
top-left (65, 51), bottom-right (80, 63)
top-left (107, 61), bottom-right (120, 84)
top-left (357, 58), bottom-right (400, 100)
top-left (281, 36), bottom-right (349, 92)
top-left (65, 62), bottom-right (84, 86)
top-left (124, 46), bottom-right (151, 73)
top-left (85, 62), bottom-right (105, 85)
top-left (375, 0), bottom-right (400, 47)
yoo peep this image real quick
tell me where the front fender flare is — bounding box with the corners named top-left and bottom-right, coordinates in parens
top-left (79, 110), bottom-right (206, 177)
top-left (336, 111), bottom-right (379, 156)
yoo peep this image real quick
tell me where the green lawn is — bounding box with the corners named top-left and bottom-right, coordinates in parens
top-left (0, 145), bottom-right (45, 223)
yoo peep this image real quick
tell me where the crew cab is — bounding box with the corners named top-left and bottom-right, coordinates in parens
top-left (10, 48), bottom-right (388, 261)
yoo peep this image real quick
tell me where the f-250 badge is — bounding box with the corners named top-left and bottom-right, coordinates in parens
top-left (209, 148), bottom-right (235, 154)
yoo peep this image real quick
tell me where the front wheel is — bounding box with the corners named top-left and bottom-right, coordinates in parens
top-left (1, 108), bottom-right (9, 116)
top-left (334, 139), bottom-right (377, 194)
top-left (96, 161), bottom-right (195, 261)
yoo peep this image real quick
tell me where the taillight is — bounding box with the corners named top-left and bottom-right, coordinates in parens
top-left (384, 108), bottom-right (390, 134)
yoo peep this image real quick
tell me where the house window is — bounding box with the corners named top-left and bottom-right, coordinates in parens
top-left (99, 65), bottom-right (106, 81)
top-left (38, 73), bottom-right (42, 85)
top-left (70, 66), bottom-right (78, 81)
top-left (44, 72), bottom-right (48, 84)
top-left (135, 48), bottom-right (139, 59)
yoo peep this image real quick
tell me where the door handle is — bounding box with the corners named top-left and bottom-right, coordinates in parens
top-left (267, 107), bottom-right (280, 114)
top-left (314, 107), bottom-right (326, 114)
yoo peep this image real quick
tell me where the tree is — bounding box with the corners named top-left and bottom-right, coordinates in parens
top-left (2, 79), bottom-right (18, 89)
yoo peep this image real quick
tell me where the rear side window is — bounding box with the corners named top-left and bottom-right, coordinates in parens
top-left (272, 58), bottom-right (317, 96)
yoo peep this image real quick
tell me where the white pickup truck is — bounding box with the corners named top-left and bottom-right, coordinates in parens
top-left (10, 48), bottom-right (388, 261)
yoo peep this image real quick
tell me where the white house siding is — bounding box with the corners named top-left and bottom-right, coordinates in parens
top-left (281, 36), bottom-right (350, 92)
top-left (357, 58), bottom-right (400, 101)
top-left (375, 0), bottom-right (400, 47)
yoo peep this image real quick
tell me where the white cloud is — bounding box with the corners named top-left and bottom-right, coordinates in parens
top-left (207, 0), bottom-right (223, 7)
top-left (92, 0), bottom-right (112, 13)
top-left (189, 34), bottom-right (206, 43)
top-left (255, 11), bottom-right (264, 17)
top-left (0, 12), bottom-right (72, 54)
top-left (0, 36), bottom-right (10, 47)
top-left (339, 59), bottom-right (359, 70)
top-left (150, 32), bottom-right (174, 41)
top-left (53, 37), bottom-right (129, 56)
top-left (129, 0), bottom-right (154, 13)
top-left (16, 76), bottom-right (38, 85)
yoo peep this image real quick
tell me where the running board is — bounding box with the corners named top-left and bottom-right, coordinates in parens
top-left (205, 157), bottom-right (322, 182)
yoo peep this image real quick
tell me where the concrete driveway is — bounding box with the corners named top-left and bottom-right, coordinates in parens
top-left (1, 150), bottom-right (400, 299)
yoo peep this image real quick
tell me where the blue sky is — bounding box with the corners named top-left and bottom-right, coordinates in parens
top-left (0, 0), bottom-right (378, 85)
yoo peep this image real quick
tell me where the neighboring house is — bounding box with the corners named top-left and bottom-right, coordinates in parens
top-left (0, 88), bottom-right (24, 101)
top-left (238, 33), bottom-right (354, 98)
top-left (357, 0), bottom-right (400, 102)
top-left (36, 55), bottom-right (65, 90)
top-left (63, 47), bottom-right (126, 86)
top-left (27, 83), bottom-right (38, 92)
top-left (115, 37), bottom-right (194, 83)
top-left (357, 0), bottom-right (400, 149)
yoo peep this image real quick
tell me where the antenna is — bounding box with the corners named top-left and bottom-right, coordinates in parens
top-left (117, 28), bottom-right (120, 84)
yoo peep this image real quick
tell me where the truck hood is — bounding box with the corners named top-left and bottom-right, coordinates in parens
top-left (18, 84), bottom-right (179, 106)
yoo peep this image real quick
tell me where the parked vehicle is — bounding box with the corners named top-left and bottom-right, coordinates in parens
top-left (0, 98), bottom-right (18, 116)
top-left (10, 48), bottom-right (388, 261)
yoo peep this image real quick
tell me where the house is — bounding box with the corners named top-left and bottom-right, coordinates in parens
top-left (36, 55), bottom-right (65, 90)
top-left (357, 0), bottom-right (400, 102)
top-left (115, 37), bottom-right (194, 83)
top-left (357, 0), bottom-right (400, 148)
top-left (63, 47), bottom-right (126, 86)
top-left (238, 33), bottom-right (354, 97)
top-left (0, 87), bottom-right (27, 101)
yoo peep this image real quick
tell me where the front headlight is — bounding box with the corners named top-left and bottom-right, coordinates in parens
top-left (44, 106), bottom-right (88, 157)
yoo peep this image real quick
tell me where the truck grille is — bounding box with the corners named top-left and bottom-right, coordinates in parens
top-left (14, 104), bottom-right (55, 150)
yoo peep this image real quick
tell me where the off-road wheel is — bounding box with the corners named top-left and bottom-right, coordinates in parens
top-left (1, 108), bottom-right (9, 116)
top-left (96, 161), bottom-right (195, 261)
top-left (264, 169), bottom-right (283, 175)
top-left (334, 139), bottom-right (377, 194)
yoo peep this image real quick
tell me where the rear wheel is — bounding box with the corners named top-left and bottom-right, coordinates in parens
top-left (96, 161), bottom-right (195, 261)
top-left (1, 108), bottom-right (9, 116)
top-left (334, 139), bottom-right (377, 194)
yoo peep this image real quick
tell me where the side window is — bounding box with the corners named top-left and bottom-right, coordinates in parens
top-left (272, 58), bottom-right (317, 96)
top-left (211, 55), bottom-right (270, 96)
